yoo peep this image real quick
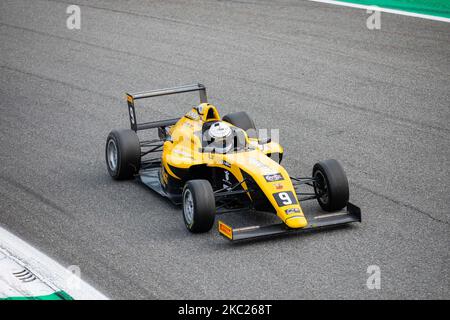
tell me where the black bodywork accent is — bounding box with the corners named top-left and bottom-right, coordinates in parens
top-left (241, 170), bottom-right (277, 214)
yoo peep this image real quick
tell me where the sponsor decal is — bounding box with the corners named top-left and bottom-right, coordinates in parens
top-left (222, 160), bottom-right (231, 168)
top-left (218, 221), bottom-right (233, 240)
top-left (185, 109), bottom-right (199, 120)
top-left (274, 183), bottom-right (284, 190)
top-left (248, 158), bottom-right (276, 174)
top-left (222, 171), bottom-right (232, 189)
top-left (285, 208), bottom-right (301, 214)
top-left (264, 173), bottom-right (284, 182)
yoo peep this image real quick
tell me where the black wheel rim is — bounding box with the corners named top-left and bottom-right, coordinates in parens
top-left (183, 189), bottom-right (194, 228)
top-left (107, 139), bottom-right (118, 172)
top-left (314, 171), bottom-right (329, 205)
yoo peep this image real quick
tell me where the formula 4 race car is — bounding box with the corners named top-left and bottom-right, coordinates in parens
top-left (105, 84), bottom-right (361, 241)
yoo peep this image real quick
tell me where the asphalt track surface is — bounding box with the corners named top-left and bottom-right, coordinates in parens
top-left (0, 0), bottom-right (449, 299)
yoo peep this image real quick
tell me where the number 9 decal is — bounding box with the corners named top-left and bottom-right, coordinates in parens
top-left (273, 191), bottom-right (297, 207)
top-left (279, 192), bottom-right (292, 205)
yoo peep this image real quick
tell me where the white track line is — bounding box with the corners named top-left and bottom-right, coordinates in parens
top-left (308, 0), bottom-right (450, 23)
top-left (0, 226), bottom-right (108, 300)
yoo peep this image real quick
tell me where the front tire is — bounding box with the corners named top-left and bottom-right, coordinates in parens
top-left (222, 111), bottom-right (257, 139)
top-left (313, 159), bottom-right (349, 212)
top-left (182, 180), bottom-right (216, 233)
top-left (105, 129), bottom-right (141, 180)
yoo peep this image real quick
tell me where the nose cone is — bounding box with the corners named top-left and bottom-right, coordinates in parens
top-left (285, 216), bottom-right (308, 229)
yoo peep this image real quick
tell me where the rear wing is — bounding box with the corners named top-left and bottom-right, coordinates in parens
top-left (125, 83), bottom-right (208, 131)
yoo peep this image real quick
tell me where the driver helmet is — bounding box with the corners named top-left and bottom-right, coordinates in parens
top-left (206, 122), bottom-right (233, 153)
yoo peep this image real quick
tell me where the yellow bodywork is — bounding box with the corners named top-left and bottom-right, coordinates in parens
top-left (162, 103), bottom-right (308, 229)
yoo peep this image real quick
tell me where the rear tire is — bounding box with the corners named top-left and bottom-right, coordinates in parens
top-left (182, 180), bottom-right (216, 233)
top-left (105, 129), bottom-right (141, 180)
top-left (222, 111), bottom-right (257, 139)
top-left (312, 159), bottom-right (349, 212)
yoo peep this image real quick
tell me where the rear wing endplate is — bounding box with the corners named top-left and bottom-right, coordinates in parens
top-left (125, 83), bottom-right (207, 131)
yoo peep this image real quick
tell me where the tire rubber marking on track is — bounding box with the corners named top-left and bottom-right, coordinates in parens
top-left (0, 226), bottom-right (108, 300)
top-left (308, 0), bottom-right (450, 23)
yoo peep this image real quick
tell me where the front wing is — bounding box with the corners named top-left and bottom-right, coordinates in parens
top-left (218, 202), bottom-right (361, 241)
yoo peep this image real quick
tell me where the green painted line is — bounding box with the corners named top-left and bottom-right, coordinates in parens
top-left (335, 0), bottom-right (450, 19)
top-left (0, 291), bottom-right (74, 300)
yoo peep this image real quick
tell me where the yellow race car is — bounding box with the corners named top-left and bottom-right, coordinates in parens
top-left (105, 84), bottom-right (361, 241)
